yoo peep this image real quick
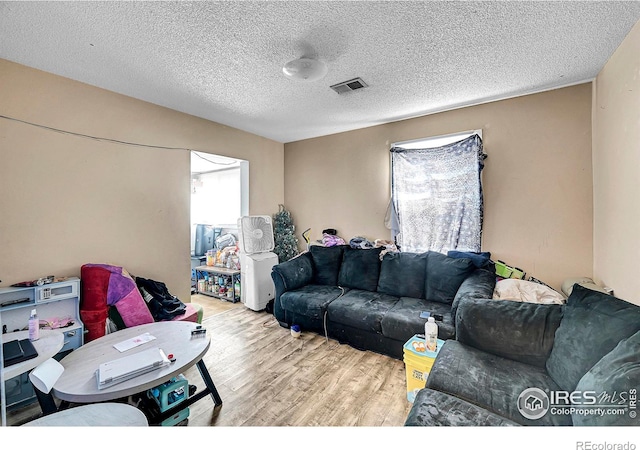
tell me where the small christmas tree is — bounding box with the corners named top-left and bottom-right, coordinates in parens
top-left (273, 204), bottom-right (299, 263)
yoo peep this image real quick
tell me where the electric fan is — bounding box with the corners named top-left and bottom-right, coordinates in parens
top-left (238, 216), bottom-right (275, 254)
top-left (237, 216), bottom-right (279, 311)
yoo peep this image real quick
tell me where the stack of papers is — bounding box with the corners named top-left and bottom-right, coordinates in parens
top-left (96, 346), bottom-right (170, 389)
top-left (113, 332), bottom-right (156, 352)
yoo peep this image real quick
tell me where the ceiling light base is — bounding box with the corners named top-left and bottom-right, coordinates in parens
top-left (282, 57), bottom-right (328, 82)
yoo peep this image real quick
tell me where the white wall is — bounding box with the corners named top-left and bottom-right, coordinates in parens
top-left (592, 20), bottom-right (640, 305)
top-left (285, 84), bottom-right (594, 291)
top-left (0, 59), bottom-right (284, 302)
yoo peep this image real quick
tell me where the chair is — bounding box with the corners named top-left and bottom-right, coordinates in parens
top-left (80, 263), bottom-right (203, 342)
top-left (28, 358), bottom-right (64, 416)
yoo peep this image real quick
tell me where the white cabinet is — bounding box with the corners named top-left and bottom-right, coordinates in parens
top-left (1, 277), bottom-right (84, 409)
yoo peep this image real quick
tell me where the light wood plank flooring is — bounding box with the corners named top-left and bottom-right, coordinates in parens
top-left (7, 294), bottom-right (412, 426)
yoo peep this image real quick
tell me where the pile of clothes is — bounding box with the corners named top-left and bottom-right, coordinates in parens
top-left (316, 229), bottom-right (399, 260)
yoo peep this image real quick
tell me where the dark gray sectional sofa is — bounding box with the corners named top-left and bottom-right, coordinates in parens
top-left (405, 285), bottom-right (640, 426)
top-left (270, 245), bottom-right (496, 359)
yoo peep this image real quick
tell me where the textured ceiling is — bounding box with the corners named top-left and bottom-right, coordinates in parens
top-left (1, 1), bottom-right (640, 143)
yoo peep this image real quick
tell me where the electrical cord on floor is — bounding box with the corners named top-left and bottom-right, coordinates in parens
top-left (323, 310), bottom-right (329, 344)
top-left (323, 286), bottom-right (345, 345)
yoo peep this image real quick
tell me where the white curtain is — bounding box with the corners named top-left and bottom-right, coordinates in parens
top-left (390, 134), bottom-right (485, 254)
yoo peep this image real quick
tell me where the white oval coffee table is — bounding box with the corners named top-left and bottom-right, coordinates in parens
top-left (22, 403), bottom-right (148, 426)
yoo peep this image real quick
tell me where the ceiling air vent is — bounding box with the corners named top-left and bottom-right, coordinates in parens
top-left (330, 77), bottom-right (368, 94)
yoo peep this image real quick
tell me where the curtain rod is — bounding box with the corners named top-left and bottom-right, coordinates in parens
top-left (392, 129), bottom-right (482, 148)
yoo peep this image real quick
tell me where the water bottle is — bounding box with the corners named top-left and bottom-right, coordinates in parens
top-left (425, 316), bottom-right (438, 352)
top-left (29, 308), bottom-right (39, 341)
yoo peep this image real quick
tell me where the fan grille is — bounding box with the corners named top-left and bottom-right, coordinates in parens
top-left (239, 216), bottom-right (274, 253)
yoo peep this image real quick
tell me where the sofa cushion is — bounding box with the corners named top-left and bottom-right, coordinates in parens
top-left (405, 388), bottom-right (519, 426)
top-left (380, 297), bottom-right (454, 342)
top-left (327, 289), bottom-right (398, 333)
top-left (309, 245), bottom-right (347, 286)
top-left (572, 330), bottom-right (640, 426)
top-left (426, 340), bottom-right (571, 426)
top-left (337, 247), bottom-right (383, 292)
top-left (546, 285), bottom-right (640, 392)
top-left (280, 285), bottom-right (346, 321)
top-left (377, 252), bottom-right (427, 299)
top-left (455, 298), bottom-right (563, 368)
top-left (425, 251), bottom-right (475, 304)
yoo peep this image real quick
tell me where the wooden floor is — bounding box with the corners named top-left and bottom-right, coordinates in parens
top-left (6, 294), bottom-right (412, 427)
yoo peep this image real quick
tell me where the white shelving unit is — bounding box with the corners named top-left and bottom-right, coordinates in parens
top-left (1, 277), bottom-right (84, 409)
top-left (194, 266), bottom-right (241, 303)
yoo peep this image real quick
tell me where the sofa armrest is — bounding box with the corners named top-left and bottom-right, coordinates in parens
top-left (455, 297), bottom-right (563, 368)
top-left (450, 267), bottom-right (496, 321)
top-left (271, 252), bottom-right (314, 323)
top-left (271, 251), bottom-right (314, 292)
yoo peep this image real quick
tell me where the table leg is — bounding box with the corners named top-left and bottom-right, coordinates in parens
top-left (196, 359), bottom-right (222, 406)
top-left (33, 388), bottom-right (58, 416)
top-left (58, 400), bottom-right (71, 411)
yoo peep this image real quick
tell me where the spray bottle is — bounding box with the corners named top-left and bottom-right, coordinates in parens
top-left (425, 316), bottom-right (438, 352)
top-left (29, 308), bottom-right (39, 341)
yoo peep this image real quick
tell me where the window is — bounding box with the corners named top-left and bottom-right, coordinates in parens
top-left (191, 166), bottom-right (242, 226)
top-left (190, 150), bottom-right (249, 245)
top-left (390, 131), bottom-right (485, 254)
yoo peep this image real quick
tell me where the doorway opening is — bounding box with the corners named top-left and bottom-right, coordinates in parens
top-left (190, 151), bottom-right (248, 291)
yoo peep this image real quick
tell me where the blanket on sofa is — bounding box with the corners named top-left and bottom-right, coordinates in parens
top-left (493, 279), bottom-right (566, 305)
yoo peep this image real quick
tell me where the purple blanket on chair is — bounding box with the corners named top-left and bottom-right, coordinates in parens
top-left (82, 264), bottom-right (154, 332)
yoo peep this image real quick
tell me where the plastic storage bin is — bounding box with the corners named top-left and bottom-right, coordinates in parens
top-left (403, 334), bottom-right (444, 403)
top-left (148, 374), bottom-right (190, 426)
top-left (160, 406), bottom-right (189, 427)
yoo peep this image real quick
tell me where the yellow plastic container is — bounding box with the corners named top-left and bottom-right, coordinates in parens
top-left (403, 335), bottom-right (444, 403)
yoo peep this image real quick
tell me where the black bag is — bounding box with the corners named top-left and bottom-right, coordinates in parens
top-left (135, 276), bottom-right (187, 321)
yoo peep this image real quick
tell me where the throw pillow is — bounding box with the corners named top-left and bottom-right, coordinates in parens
top-left (447, 250), bottom-right (491, 268)
top-left (337, 247), bottom-right (383, 292)
top-left (425, 251), bottom-right (475, 304)
top-left (309, 245), bottom-right (347, 285)
top-left (546, 285), bottom-right (640, 392)
top-left (572, 330), bottom-right (640, 426)
top-left (377, 251), bottom-right (427, 298)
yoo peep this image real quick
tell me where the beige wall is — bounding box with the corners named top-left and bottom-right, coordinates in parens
top-left (285, 84), bottom-right (593, 291)
top-left (0, 59), bottom-right (284, 302)
top-left (592, 21), bottom-right (640, 305)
